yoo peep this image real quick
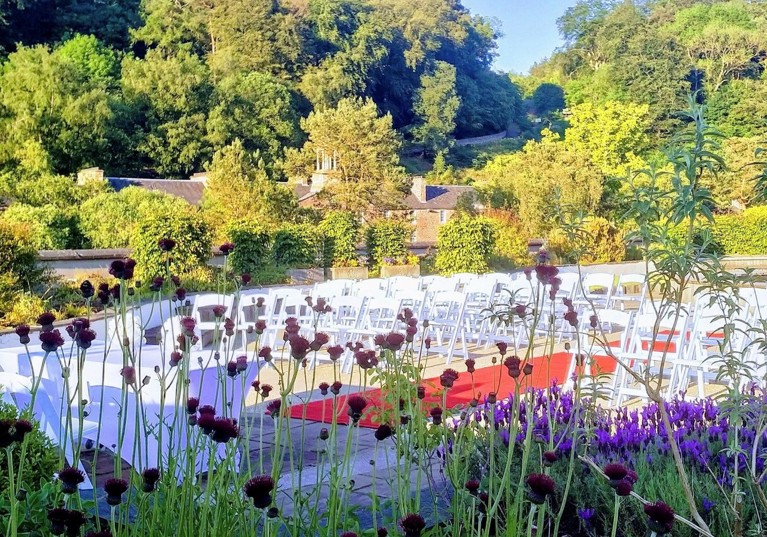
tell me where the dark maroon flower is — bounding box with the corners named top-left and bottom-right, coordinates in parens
top-left (224, 317), bottom-right (235, 336)
top-left (76, 329), bottom-right (96, 350)
top-left (37, 312), bottom-right (56, 331)
top-left (319, 428), bottom-right (329, 440)
top-left (310, 332), bottom-right (330, 351)
top-left (227, 361), bottom-right (238, 377)
top-left (424, 337), bottom-right (431, 349)
top-left (15, 324), bottom-right (31, 344)
top-left (384, 332), bottom-right (405, 351)
top-left (258, 346), bottom-right (272, 362)
top-left (604, 463), bottom-right (628, 484)
top-left (158, 238), bottom-right (176, 252)
top-left (48, 507), bottom-right (70, 535)
top-left (644, 501), bottom-right (675, 534)
top-left (40, 330), bottom-right (65, 352)
top-left (564, 310), bottom-right (578, 327)
top-left (65, 509), bottom-right (87, 536)
top-left (399, 513), bottom-right (426, 537)
top-left (465, 479), bottom-right (480, 495)
top-left (187, 397), bottom-right (199, 414)
top-left (212, 305), bottom-right (227, 318)
top-left (80, 280), bottom-right (94, 299)
top-left (374, 424), bottom-right (393, 441)
top-left (615, 480), bottom-right (633, 496)
top-left (266, 399), bottom-right (281, 418)
top-left (330, 381), bottom-right (343, 395)
top-left (522, 363), bottom-right (533, 376)
top-left (589, 314), bottom-right (599, 329)
top-left (260, 384), bottom-right (273, 397)
top-left (198, 405), bottom-right (216, 416)
top-left (526, 473), bottom-right (555, 504)
top-left (236, 354), bottom-right (247, 372)
top-left (430, 407), bottom-right (443, 425)
top-left (12, 419), bottom-right (33, 443)
top-left (180, 316), bottom-right (196, 333)
top-left (487, 392), bottom-right (497, 404)
top-left (254, 320), bottom-right (267, 334)
top-left (121, 366), bottom-right (136, 385)
top-left (289, 336), bottom-right (311, 360)
top-left (141, 468), bottom-right (160, 492)
top-left (504, 356), bottom-right (521, 378)
top-left (219, 242), bottom-right (235, 255)
top-left (251, 380), bottom-right (260, 392)
top-left (377, 528), bottom-right (388, 537)
top-left (347, 395), bottom-right (367, 422)
top-left (104, 478), bottom-right (129, 506)
top-left (355, 349), bottom-right (378, 369)
top-left (210, 417), bottom-right (239, 443)
top-left (241, 273), bottom-right (252, 285)
top-left (626, 470), bottom-right (639, 484)
top-left (417, 386), bottom-right (426, 399)
top-left (169, 351), bottom-right (182, 367)
top-left (374, 334), bottom-right (385, 347)
top-left (543, 451), bottom-right (558, 467)
top-left (319, 382), bottom-right (329, 396)
top-left (243, 475), bottom-right (274, 509)
top-left (58, 467), bottom-right (85, 494)
top-left (496, 342), bottom-right (508, 355)
top-left (175, 287), bottom-right (187, 301)
top-left (465, 359), bottom-right (476, 374)
top-left (439, 368), bottom-right (459, 388)
top-left (514, 304), bottom-right (527, 317)
top-left (328, 345), bottom-right (344, 361)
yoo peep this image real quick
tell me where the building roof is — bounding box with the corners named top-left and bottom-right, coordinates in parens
top-left (107, 177), bottom-right (206, 206)
top-left (403, 185), bottom-right (475, 210)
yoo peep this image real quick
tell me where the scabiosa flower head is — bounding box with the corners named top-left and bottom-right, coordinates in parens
top-left (525, 473), bottom-right (555, 504)
top-left (258, 346), bottom-right (272, 362)
top-left (11, 419), bottom-right (32, 443)
top-left (417, 386), bottom-right (426, 399)
top-left (76, 328), bottom-right (96, 350)
top-left (374, 424), bottom-right (393, 441)
top-left (103, 478), bottom-right (129, 506)
top-left (40, 329), bottom-right (65, 352)
top-left (330, 381), bottom-right (343, 395)
top-left (355, 349), bottom-right (378, 369)
top-left (543, 451), bottom-right (558, 467)
top-left (465, 479), bottom-right (480, 495)
top-left (48, 507), bottom-right (70, 535)
top-left (347, 395), bottom-right (367, 422)
top-left (180, 316), bottom-right (196, 334)
top-left (260, 384), bottom-right (273, 398)
top-left (644, 501), bottom-right (675, 534)
top-left (158, 238), bottom-right (176, 252)
top-left (496, 342), bottom-right (508, 355)
top-left (514, 303), bottom-right (527, 317)
top-left (169, 351), bottom-right (182, 367)
top-left (219, 242), bottom-right (235, 255)
top-left (141, 468), bottom-right (160, 492)
top-left (430, 407), bottom-right (443, 425)
top-left (198, 405), bottom-right (216, 416)
top-left (212, 305), bottom-right (227, 318)
top-left (197, 414), bottom-right (215, 434)
top-left (77, 279), bottom-right (95, 299)
top-left (319, 428), bottom-right (329, 440)
top-left (289, 336), bottom-right (311, 360)
top-left (384, 332), bottom-right (405, 351)
top-left (38, 311), bottom-right (57, 330)
top-left (564, 310), bottom-right (578, 327)
top-left (175, 287), bottom-right (187, 301)
top-left (424, 337), bottom-right (431, 349)
top-left (241, 273), bottom-right (252, 285)
top-left (439, 368), bottom-right (459, 388)
top-left (254, 320), bottom-right (267, 334)
top-left (266, 399), bottom-right (281, 418)
top-left (604, 463), bottom-right (628, 485)
top-left (377, 528), bottom-right (388, 537)
top-left (626, 470), bottom-right (638, 484)
top-left (15, 324), bottom-right (31, 344)
top-left (243, 475), bottom-right (274, 509)
top-left (223, 317), bottom-right (235, 337)
top-left (187, 397), bottom-right (199, 414)
top-left (615, 480), bottom-right (633, 496)
top-left (210, 417), bottom-right (239, 443)
top-left (504, 356), bottom-right (521, 378)
top-left (399, 513), bottom-right (426, 537)
top-left (1, 420), bottom-right (16, 448)
top-left (226, 361), bottom-right (238, 377)
top-left (121, 366), bottom-right (137, 385)
top-left (465, 359), bottom-right (475, 373)
top-left (522, 363), bottom-right (533, 376)
top-left (319, 382), bottom-right (329, 396)
top-left (58, 466), bottom-right (85, 494)
top-left (65, 509), bottom-right (87, 536)
top-left (310, 332), bottom-right (330, 351)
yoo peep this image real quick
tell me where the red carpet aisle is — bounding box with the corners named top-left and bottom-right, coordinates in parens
top-left (288, 351), bottom-right (618, 428)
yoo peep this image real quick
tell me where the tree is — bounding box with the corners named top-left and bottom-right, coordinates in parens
top-left (472, 130), bottom-right (606, 237)
top-left (531, 83), bottom-right (565, 115)
top-left (121, 49), bottom-right (212, 177)
top-left (289, 97), bottom-right (407, 217)
top-left (565, 100), bottom-right (650, 175)
top-left (413, 61), bottom-right (460, 154)
top-left (0, 37), bottom-right (115, 173)
top-left (202, 140), bottom-right (298, 240)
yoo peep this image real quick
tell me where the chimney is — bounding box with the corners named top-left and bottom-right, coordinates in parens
top-left (411, 176), bottom-right (427, 202)
top-left (76, 167), bottom-right (104, 186)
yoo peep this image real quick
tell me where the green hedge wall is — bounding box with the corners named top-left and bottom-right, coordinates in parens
top-left (364, 219), bottom-right (410, 268)
top-left (435, 215), bottom-right (497, 275)
top-left (227, 220), bottom-right (272, 275)
top-left (272, 224), bottom-right (324, 267)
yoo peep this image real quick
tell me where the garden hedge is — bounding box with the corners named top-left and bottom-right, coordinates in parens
top-left (364, 219), bottom-right (410, 268)
top-left (226, 220), bottom-right (272, 275)
top-left (318, 211), bottom-right (360, 267)
top-left (272, 224), bottom-right (324, 268)
top-left (435, 214), bottom-right (497, 274)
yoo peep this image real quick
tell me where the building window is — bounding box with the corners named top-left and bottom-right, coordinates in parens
top-left (439, 210), bottom-right (448, 224)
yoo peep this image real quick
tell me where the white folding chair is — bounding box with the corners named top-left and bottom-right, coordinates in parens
top-left (424, 291), bottom-right (468, 363)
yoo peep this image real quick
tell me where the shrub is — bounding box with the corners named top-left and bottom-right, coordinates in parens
top-left (0, 400), bottom-right (59, 493)
top-left (486, 210), bottom-right (531, 269)
top-left (364, 219), bottom-right (411, 268)
top-left (226, 221), bottom-right (271, 274)
top-left (318, 211), bottom-right (360, 267)
top-left (715, 206), bottom-right (767, 255)
top-left (0, 222), bottom-right (46, 322)
top-left (546, 217), bottom-right (626, 265)
top-left (0, 204), bottom-right (80, 250)
top-left (435, 215), bottom-right (496, 275)
top-left (272, 224), bottom-right (323, 268)
top-left (130, 210), bottom-right (212, 281)
top-left (79, 187), bottom-right (187, 249)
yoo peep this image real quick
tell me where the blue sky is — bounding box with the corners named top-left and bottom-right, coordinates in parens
top-left (462, 0), bottom-right (581, 74)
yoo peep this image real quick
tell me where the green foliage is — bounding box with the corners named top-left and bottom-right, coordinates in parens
top-left (225, 221), bottom-right (272, 275)
top-left (0, 400), bottom-right (59, 494)
top-left (202, 140), bottom-right (298, 240)
top-left (531, 83), bottom-right (565, 115)
top-left (0, 221), bottom-right (44, 293)
top-left (435, 215), bottom-right (496, 275)
top-left (364, 219), bottom-right (410, 268)
top-left (546, 217), bottom-right (626, 265)
top-left (413, 61), bottom-right (461, 154)
top-left (318, 210), bottom-right (360, 267)
top-left (130, 210), bottom-right (212, 281)
top-left (0, 204), bottom-right (80, 250)
top-left (485, 210), bottom-right (531, 269)
top-left (714, 206), bottom-right (767, 256)
top-left (272, 224), bottom-right (324, 268)
top-left (79, 186), bottom-right (186, 249)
